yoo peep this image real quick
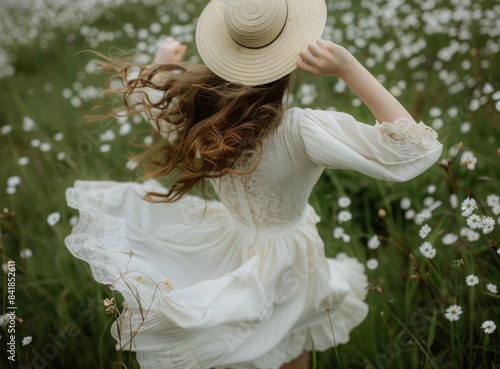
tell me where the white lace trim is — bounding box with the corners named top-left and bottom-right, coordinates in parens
top-left (376, 118), bottom-right (439, 151)
top-left (65, 184), bottom-right (169, 352)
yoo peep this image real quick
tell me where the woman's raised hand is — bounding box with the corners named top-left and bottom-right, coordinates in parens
top-left (297, 39), bottom-right (354, 77)
top-left (153, 36), bottom-right (187, 64)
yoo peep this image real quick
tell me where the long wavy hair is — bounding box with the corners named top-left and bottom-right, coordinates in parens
top-left (96, 58), bottom-right (290, 202)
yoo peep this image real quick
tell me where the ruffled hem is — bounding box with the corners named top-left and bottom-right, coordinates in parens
top-left (65, 180), bottom-right (368, 369)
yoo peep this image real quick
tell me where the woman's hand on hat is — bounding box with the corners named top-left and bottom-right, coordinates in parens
top-left (297, 39), bottom-right (354, 77)
top-left (153, 36), bottom-right (187, 65)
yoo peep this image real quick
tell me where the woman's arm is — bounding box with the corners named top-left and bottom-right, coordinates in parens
top-left (297, 39), bottom-right (413, 124)
top-left (147, 36), bottom-right (187, 83)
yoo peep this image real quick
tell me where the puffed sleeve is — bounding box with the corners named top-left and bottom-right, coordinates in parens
top-left (298, 108), bottom-right (443, 182)
top-left (125, 70), bottom-right (177, 141)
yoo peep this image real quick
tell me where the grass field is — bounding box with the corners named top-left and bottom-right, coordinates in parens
top-left (1, 0), bottom-right (499, 368)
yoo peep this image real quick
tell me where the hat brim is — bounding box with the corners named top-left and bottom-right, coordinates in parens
top-left (196, 0), bottom-right (327, 86)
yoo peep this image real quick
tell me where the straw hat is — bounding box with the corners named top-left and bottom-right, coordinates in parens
top-left (196, 0), bottom-right (327, 86)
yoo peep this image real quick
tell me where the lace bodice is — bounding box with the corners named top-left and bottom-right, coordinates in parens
top-left (208, 108), bottom-right (442, 229)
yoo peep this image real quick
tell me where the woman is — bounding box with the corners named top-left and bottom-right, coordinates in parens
top-left (65, 0), bottom-right (443, 368)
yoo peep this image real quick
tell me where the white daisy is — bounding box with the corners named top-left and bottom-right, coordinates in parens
top-left (461, 197), bottom-right (477, 216)
top-left (481, 320), bottom-right (496, 334)
top-left (481, 216), bottom-right (495, 234)
top-left (338, 210), bottom-right (352, 223)
top-left (341, 233), bottom-right (351, 243)
top-left (69, 215), bottom-right (79, 227)
top-left (460, 151), bottom-right (477, 170)
top-left (444, 305), bottom-right (463, 321)
top-left (486, 283), bottom-right (498, 294)
top-left (492, 205), bottom-right (500, 216)
top-left (487, 194), bottom-right (499, 208)
top-left (419, 242), bottom-right (436, 259)
top-left (20, 249), bottom-right (33, 259)
top-left (337, 196), bottom-right (351, 208)
top-left (465, 274), bottom-right (479, 286)
top-left (7, 176), bottom-right (21, 187)
top-left (442, 233), bottom-right (458, 245)
top-left (419, 224), bottom-right (432, 239)
top-left (449, 194), bottom-right (458, 209)
top-left (366, 258), bottom-right (379, 270)
top-left (367, 235), bottom-right (380, 250)
top-left (47, 212), bottom-right (60, 226)
top-left (466, 214), bottom-right (482, 229)
top-left (400, 197), bottom-right (412, 210)
top-left (18, 157), bottom-right (29, 166)
top-left (332, 227), bottom-right (344, 239)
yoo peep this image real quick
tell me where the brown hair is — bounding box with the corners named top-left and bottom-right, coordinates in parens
top-left (99, 59), bottom-right (290, 202)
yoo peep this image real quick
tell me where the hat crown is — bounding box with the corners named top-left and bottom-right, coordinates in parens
top-left (224, 0), bottom-right (288, 49)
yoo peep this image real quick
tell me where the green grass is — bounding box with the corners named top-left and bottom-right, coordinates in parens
top-left (1, 1), bottom-right (500, 368)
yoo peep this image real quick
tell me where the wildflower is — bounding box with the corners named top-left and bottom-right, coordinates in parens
top-left (419, 242), bottom-right (436, 259)
top-left (341, 233), bottom-right (351, 243)
top-left (0, 314), bottom-right (10, 326)
top-left (40, 142), bottom-right (51, 152)
top-left (400, 197), bottom-right (411, 210)
top-left (487, 194), bottom-right (499, 208)
top-left (1, 125), bottom-right (12, 135)
top-left (332, 227), bottom-right (344, 239)
top-left (465, 274), bottom-right (479, 286)
top-left (423, 196), bottom-right (434, 207)
top-left (54, 132), bottom-right (64, 141)
top-left (337, 210), bottom-right (352, 223)
top-left (460, 151), bottom-right (477, 170)
top-left (100, 144), bottom-right (111, 153)
top-left (20, 249), bottom-right (33, 259)
top-left (486, 283), bottom-right (498, 294)
top-left (415, 209), bottom-right (432, 224)
top-left (405, 209), bottom-right (415, 220)
top-left (466, 230), bottom-right (480, 242)
top-left (367, 235), bottom-right (380, 250)
top-left (18, 157), bottom-right (29, 166)
top-left (337, 196), bottom-right (351, 208)
top-left (22, 117), bottom-right (36, 131)
top-left (22, 336), bottom-right (32, 346)
top-left (442, 233), bottom-right (458, 245)
top-left (47, 212), bottom-right (60, 226)
top-left (481, 216), bottom-right (495, 234)
top-left (100, 129), bottom-right (115, 142)
top-left (492, 205), bottom-right (500, 216)
top-left (444, 305), bottom-right (463, 321)
top-left (161, 278), bottom-right (174, 292)
top-left (481, 320), bottom-right (496, 334)
top-left (461, 198), bottom-right (477, 216)
top-left (69, 215), bottom-right (79, 227)
top-left (7, 176), bottom-right (21, 187)
top-left (103, 298), bottom-right (115, 315)
top-left (366, 258), bottom-right (379, 270)
top-left (30, 138), bottom-right (41, 147)
top-left (6, 187), bottom-right (16, 195)
top-left (419, 224), bottom-right (432, 239)
top-left (466, 214), bottom-right (482, 229)
top-left (449, 194), bottom-right (458, 209)
top-left (427, 185), bottom-right (436, 194)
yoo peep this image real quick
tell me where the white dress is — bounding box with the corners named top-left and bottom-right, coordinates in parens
top-left (65, 105), bottom-right (442, 369)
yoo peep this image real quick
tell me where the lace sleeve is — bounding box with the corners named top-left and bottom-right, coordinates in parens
top-left (299, 109), bottom-right (443, 182)
top-left (375, 118), bottom-right (439, 151)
